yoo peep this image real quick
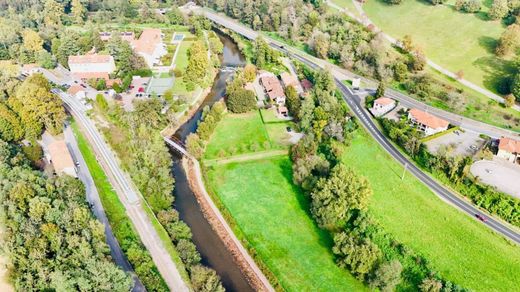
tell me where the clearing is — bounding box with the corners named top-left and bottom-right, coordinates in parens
top-left (205, 157), bottom-right (366, 291)
top-left (340, 130), bottom-right (520, 291)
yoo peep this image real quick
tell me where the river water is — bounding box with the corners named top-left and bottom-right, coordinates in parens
top-left (170, 32), bottom-right (254, 292)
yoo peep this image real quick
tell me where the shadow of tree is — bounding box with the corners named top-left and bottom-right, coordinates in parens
top-left (478, 35), bottom-right (498, 54)
top-left (473, 55), bottom-right (516, 94)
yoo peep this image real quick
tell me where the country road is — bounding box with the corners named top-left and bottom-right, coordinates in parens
top-left (187, 5), bottom-right (520, 244)
top-left (57, 90), bottom-right (190, 291)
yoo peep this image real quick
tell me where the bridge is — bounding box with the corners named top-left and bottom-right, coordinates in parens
top-left (220, 66), bottom-right (239, 72)
top-left (163, 136), bottom-right (191, 157)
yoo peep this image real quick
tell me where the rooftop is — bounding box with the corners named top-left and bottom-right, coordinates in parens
top-left (374, 97), bottom-right (395, 106)
top-left (260, 76), bottom-right (285, 99)
top-left (132, 29), bottom-right (163, 55)
top-left (67, 85), bottom-right (84, 95)
top-left (68, 54), bottom-right (113, 64)
top-left (499, 137), bottom-right (520, 153)
top-left (280, 72), bottom-right (299, 88)
top-left (48, 140), bottom-right (75, 174)
top-left (409, 108), bottom-right (449, 129)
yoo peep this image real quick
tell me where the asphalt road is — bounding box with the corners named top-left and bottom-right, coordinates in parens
top-left (57, 90), bottom-right (190, 291)
top-left (64, 126), bottom-right (146, 292)
top-left (192, 6), bottom-right (520, 244)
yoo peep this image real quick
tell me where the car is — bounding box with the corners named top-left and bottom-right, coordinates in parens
top-left (475, 214), bottom-right (487, 222)
top-left (80, 84), bottom-right (87, 88)
top-left (286, 127), bottom-right (292, 132)
top-left (470, 145), bottom-right (478, 150)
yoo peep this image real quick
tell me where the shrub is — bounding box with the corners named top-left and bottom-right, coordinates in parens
top-left (226, 88), bottom-right (257, 113)
top-left (455, 0), bottom-right (481, 12)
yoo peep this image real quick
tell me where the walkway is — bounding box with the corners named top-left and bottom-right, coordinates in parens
top-left (204, 150), bottom-right (288, 166)
top-left (331, 0), bottom-right (520, 111)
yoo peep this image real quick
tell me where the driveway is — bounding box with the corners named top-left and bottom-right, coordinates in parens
top-left (470, 158), bottom-right (520, 199)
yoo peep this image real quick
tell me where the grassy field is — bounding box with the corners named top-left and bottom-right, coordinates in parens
top-left (204, 110), bottom-right (293, 159)
top-left (174, 32), bottom-right (196, 71)
top-left (340, 131), bottom-right (520, 291)
top-left (206, 157), bottom-right (366, 291)
top-left (360, 0), bottom-right (513, 94)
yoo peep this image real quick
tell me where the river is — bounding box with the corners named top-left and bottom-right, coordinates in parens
top-left (170, 32), bottom-right (254, 292)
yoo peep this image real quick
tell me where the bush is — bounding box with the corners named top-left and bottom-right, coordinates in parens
top-left (96, 93), bottom-right (108, 112)
top-left (455, 0), bottom-right (481, 13)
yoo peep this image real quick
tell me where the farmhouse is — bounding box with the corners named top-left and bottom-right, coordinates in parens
top-left (68, 54), bottom-right (116, 81)
top-left (371, 97), bottom-right (395, 117)
top-left (260, 75), bottom-right (286, 105)
top-left (497, 137), bottom-right (520, 164)
top-left (46, 140), bottom-right (77, 178)
top-left (408, 108), bottom-right (449, 136)
top-left (130, 29), bottom-right (167, 68)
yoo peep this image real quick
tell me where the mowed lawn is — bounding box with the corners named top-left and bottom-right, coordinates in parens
top-left (361, 0), bottom-right (512, 93)
top-left (206, 157), bottom-right (366, 291)
top-left (341, 131), bottom-right (520, 291)
top-left (174, 32), bottom-right (196, 71)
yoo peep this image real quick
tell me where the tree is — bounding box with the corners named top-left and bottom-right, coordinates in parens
top-left (393, 61), bottom-right (409, 82)
top-left (419, 277), bottom-right (443, 292)
top-left (496, 24), bottom-right (520, 57)
top-left (369, 260), bottom-right (403, 291)
top-left (36, 50), bottom-right (57, 69)
top-left (333, 232), bottom-right (381, 279)
top-left (504, 94), bottom-right (516, 106)
top-left (71, 0), bottom-right (86, 24)
top-left (186, 133), bottom-right (205, 159)
top-left (96, 94), bottom-right (108, 111)
top-left (429, 0), bottom-right (447, 5)
top-left (190, 265), bottom-right (225, 292)
top-left (310, 30), bottom-right (330, 59)
top-left (375, 82), bottom-right (386, 98)
top-left (511, 73), bottom-right (520, 100)
top-left (455, 0), bottom-right (482, 12)
top-left (310, 163), bottom-right (372, 230)
top-left (226, 78), bottom-right (257, 113)
top-left (384, 0), bottom-right (404, 4)
top-left (185, 41), bottom-right (209, 87)
top-left (489, 0), bottom-right (510, 19)
top-left (43, 0), bottom-right (64, 27)
top-left (22, 30), bottom-right (43, 52)
top-left (243, 64), bottom-right (257, 82)
top-left (57, 31), bottom-right (81, 66)
top-left (0, 101), bottom-right (24, 142)
top-left (166, 8), bottom-right (185, 25)
top-left (285, 86), bottom-right (301, 119)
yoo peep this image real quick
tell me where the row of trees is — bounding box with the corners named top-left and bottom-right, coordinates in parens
top-left (380, 118), bottom-right (519, 226)
top-left (187, 100), bottom-right (227, 159)
top-left (0, 140), bottom-right (133, 291)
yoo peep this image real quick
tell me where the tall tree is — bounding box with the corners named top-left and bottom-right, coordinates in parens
top-left (496, 24), bottom-right (520, 57)
top-left (22, 29), bottom-right (44, 52)
top-left (43, 0), bottom-right (64, 27)
top-left (71, 0), bottom-right (87, 24)
top-left (185, 40), bottom-right (209, 87)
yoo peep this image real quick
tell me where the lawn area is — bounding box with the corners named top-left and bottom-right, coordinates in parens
top-left (360, 0), bottom-right (513, 94)
top-left (340, 130), bottom-right (520, 291)
top-left (174, 32), bottom-right (196, 71)
top-left (204, 110), bottom-right (294, 159)
top-left (205, 157), bottom-right (366, 291)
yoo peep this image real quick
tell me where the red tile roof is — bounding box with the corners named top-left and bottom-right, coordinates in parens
top-left (67, 85), bottom-right (84, 95)
top-left (374, 97), bottom-right (395, 106)
top-left (73, 72), bottom-right (110, 80)
top-left (68, 54), bottom-right (113, 64)
top-left (301, 79), bottom-right (313, 91)
top-left (48, 140), bottom-right (75, 174)
top-left (260, 76), bottom-right (285, 100)
top-left (280, 72), bottom-right (299, 88)
top-left (499, 137), bottom-right (520, 153)
top-left (409, 108), bottom-right (449, 129)
top-left (131, 29), bottom-right (162, 55)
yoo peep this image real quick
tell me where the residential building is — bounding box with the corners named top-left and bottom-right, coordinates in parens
top-left (280, 72), bottom-right (303, 94)
top-left (67, 85), bottom-right (86, 99)
top-left (407, 108), bottom-right (449, 136)
top-left (68, 54), bottom-right (116, 81)
top-left (371, 97), bottom-right (395, 117)
top-left (46, 140), bottom-right (77, 177)
top-left (260, 76), bottom-right (286, 105)
top-left (497, 137), bottom-right (520, 164)
top-left (131, 29), bottom-right (167, 68)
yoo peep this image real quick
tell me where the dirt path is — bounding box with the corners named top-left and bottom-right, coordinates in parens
top-left (204, 150), bottom-right (288, 166)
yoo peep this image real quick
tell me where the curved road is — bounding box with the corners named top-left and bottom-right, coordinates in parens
top-left (188, 6), bottom-right (520, 244)
top-left (56, 90), bottom-right (190, 291)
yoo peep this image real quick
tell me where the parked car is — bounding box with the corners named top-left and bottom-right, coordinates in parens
top-left (475, 214), bottom-right (487, 222)
top-left (286, 127), bottom-right (292, 132)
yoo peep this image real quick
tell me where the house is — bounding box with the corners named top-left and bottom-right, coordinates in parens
top-left (20, 63), bottom-right (40, 76)
top-left (407, 108), bottom-right (449, 136)
top-left (68, 54), bottom-right (116, 81)
top-left (371, 97), bottom-right (395, 117)
top-left (280, 72), bottom-right (303, 94)
top-left (67, 85), bottom-right (86, 99)
top-left (497, 137), bottom-right (520, 164)
top-left (260, 76), bottom-right (286, 105)
top-left (277, 106), bottom-right (288, 117)
top-left (130, 29), bottom-right (167, 68)
top-left (47, 140), bottom-right (77, 177)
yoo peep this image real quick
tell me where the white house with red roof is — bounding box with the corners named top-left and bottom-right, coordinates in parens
top-left (130, 29), bottom-right (167, 68)
top-left (260, 75), bottom-right (286, 105)
top-left (68, 54), bottom-right (116, 81)
top-left (497, 137), bottom-right (520, 164)
top-left (371, 97), bottom-right (395, 117)
top-left (408, 108), bottom-right (449, 136)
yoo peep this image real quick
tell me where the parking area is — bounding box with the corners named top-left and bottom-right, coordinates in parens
top-left (425, 129), bottom-right (485, 157)
top-left (470, 158), bottom-right (520, 199)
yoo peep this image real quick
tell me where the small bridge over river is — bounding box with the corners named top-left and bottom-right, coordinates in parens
top-left (163, 136), bottom-right (191, 157)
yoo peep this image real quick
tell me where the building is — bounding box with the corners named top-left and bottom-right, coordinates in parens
top-left (277, 106), bottom-right (288, 117)
top-left (131, 29), bottom-right (167, 68)
top-left (371, 97), bottom-right (395, 117)
top-left (68, 54), bottom-right (116, 81)
top-left (407, 108), bottom-right (449, 136)
top-left (280, 72), bottom-right (303, 94)
top-left (260, 76), bottom-right (286, 105)
top-left (67, 85), bottom-right (86, 99)
top-left (497, 137), bottom-right (520, 164)
top-left (47, 140), bottom-right (77, 177)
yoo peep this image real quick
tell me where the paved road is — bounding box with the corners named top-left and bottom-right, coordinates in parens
top-left (191, 7), bottom-right (520, 139)
top-left (190, 6), bottom-right (520, 244)
top-left (57, 90), bottom-right (190, 291)
top-left (64, 126), bottom-right (146, 292)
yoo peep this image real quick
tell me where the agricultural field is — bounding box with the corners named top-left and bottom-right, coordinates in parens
top-left (204, 110), bottom-right (294, 159)
top-left (205, 157), bottom-right (366, 291)
top-left (360, 0), bottom-right (511, 94)
top-left (340, 131), bottom-right (520, 291)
